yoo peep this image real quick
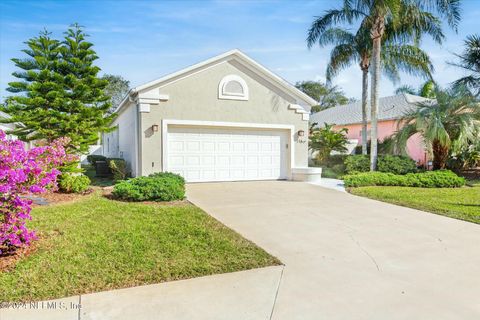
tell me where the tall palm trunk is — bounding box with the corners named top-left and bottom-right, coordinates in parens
top-left (432, 139), bottom-right (449, 170)
top-left (369, 16), bottom-right (384, 171)
top-left (361, 65), bottom-right (369, 155)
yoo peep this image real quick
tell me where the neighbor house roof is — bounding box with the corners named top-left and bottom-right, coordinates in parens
top-left (0, 111), bottom-right (14, 128)
top-left (310, 93), bottom-right (432, 126)
top-left (114, 49), bottom-right (317, 115)
top-left (0, 111), bottom-right (10, 119)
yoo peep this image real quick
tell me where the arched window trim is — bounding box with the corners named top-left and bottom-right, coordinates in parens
top-left (218, 74), bottom-right (249, 101)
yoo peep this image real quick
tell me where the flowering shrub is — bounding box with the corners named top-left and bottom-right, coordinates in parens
top-left (0, 130), bottom-right (74, 254)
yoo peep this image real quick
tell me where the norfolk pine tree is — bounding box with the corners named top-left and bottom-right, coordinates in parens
top-left (1, 24), bottom-right (115, 154)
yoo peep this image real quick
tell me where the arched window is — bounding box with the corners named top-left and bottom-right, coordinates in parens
top-left (218, 75), bottom-right (249, 101)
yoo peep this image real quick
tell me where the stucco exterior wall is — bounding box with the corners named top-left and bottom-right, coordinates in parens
top-left (104, 101), bottom-right (139, 176)
top-left (335, 120), bottom-right (427, 165)
top-left (138, 60), bottom-right (309, 176)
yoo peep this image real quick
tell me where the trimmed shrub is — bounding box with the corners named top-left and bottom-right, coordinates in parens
top-left (87, 155), bottom-right (107, 166)
top-left (112, 172), bottom-right (185, 202)
top-left (344, 170), bottom-right (465, 188)
top-left (149, 171), bottom-right (186, 185)
top-left (58, 173), bottom-right (91, 193)
top-left (344, 155), bottom-right (370, 173)
top-left (377, 155), bottom-right (417, 175)
top-left (345, 155), bottom-right (417, 175)
top-left (108, 158), bottom-right (128, 181)
top-left (404, 170), bottom-right (465, 188)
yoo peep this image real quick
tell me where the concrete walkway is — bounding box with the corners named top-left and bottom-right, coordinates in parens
top-left (1, 266), bottom-right (283, 320)
top-left (187, 181), bottom-right (480, 320)
top-left (310, 177), bottom-right (346, 192)
top-left (5, 181), bottom-right (480, 319)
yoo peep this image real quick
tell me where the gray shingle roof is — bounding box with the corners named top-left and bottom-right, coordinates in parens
top-left (0, 111), bottom-right (10, 119)
top-left (310, 93), bottom-right (432, 126)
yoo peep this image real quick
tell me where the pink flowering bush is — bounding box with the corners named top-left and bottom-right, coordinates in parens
top-left (0, 130), bottom-right (75, 254)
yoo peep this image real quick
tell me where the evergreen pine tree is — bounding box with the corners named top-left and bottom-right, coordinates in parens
top-left (1, 30), bottom-right (64, 142)
top-left (1, 24), bottom-right (115, 154)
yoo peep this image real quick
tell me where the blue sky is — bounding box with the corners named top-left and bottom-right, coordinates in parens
top-left (0, 0), bottom-right (479, 101)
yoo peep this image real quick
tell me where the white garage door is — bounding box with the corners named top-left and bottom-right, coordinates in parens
top-left (166, 126), bottom-right (288, 182)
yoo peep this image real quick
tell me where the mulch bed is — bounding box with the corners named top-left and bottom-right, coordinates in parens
top-left (30, 188), bottom-right (94, 207)
top-left (460, 168), bottom-right (480, 180)
top-left (0, 242), bottom-right (39, 272)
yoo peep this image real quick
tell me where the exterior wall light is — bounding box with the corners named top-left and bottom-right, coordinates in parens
top-left (152, 124), bottom-right (159, 132)
top-left (297, 129), bottom-right (306, 143)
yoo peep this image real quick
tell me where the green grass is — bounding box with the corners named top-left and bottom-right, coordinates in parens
top-left (350, 184), bottom-right (480, 224)
top-left (0, 194), bottom-right (280, 302)
top-left (82, 164), bottom-right (115, 187)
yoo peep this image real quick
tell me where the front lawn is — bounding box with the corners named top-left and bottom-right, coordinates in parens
top-left (350, 185), bottom-right (480, 224)
top-left (0, 193), bottom-right (280, 302)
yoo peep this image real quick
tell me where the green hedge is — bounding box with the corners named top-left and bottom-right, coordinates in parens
top-left (344, 170), bottom-right (465, 188)
top-left (112, 172), bottom-right (185, 202)
top-left (58, 173), bottom-right (91, 193)
top-left (345, 155), bottom-right (417, 175)
top-left (86, 155), bottom-right (107, 166)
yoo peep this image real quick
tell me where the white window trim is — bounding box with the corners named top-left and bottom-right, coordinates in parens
top-left (161, 119), bottom-right (294, 180)
top-left (218, 74), bottom-right (249, 101)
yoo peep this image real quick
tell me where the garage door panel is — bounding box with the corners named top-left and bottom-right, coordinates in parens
top-left (231, 169), bottom-right (245, 179)
top-left (186, 156), bottom-right (200, 165)
top-left (166, 126), bottom-right (287, 182)
top-left (216, 156), bottom-right (230, 166)
top-left (247, 156), bottom-right (258, 165)
top-left (217, 142), bottom-right (230, 152)
top-left (231, 156), bottom-right (245, 166)
top-left (202, 156), bottom-right (215, 165)
top-left (170, 141), bottom-right (184, 151)
top-left (260, 143), bottom-right (273, 152)
top-left (246, 142), bottom-right (258, 152)
top-left (186, 170), bottom-right (201, 180)
top-left (232, 142), bottom-right (244, 153)
top-left (169, 156), bottom-right (184, 166)
top-left (203, 142), bottom-right (215, 152)
top-left (202, 170), bottom-right (215, 180)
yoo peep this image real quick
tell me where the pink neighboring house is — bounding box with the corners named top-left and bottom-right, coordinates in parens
top-left (310, 93), bottom-right (432, 165)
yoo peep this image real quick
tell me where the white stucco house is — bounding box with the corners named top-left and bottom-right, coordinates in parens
top-left (0, 111), bottom-right (18, 140)
top-left (103, 49), bottom-right (321, 182)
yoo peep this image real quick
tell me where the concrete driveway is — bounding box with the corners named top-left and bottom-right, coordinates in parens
top-left (187, 181), bottom-right (480, 320)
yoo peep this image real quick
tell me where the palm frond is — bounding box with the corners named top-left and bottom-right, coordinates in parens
top-left (395, 85), bottom-right (417, 95)
top-left (386, 3), bottom-right (445, 45)
top-left (432, 0), bottom-right (461, 31)
top-left (307, 8), bottom-right (367, 48)
top-left (314, 28), bottom-right (356, 47)
top-left (382, 44), bottom-right (434, 80)
top-left (325, 44), bottom-right (358, 82)
top-left (449, 34), bottom-right (480, 96)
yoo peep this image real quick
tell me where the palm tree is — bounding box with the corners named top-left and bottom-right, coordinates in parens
top-left (363, 0), bottom-right (460, 170)
top-left (308, 0), bottom-right (460, 170)
top-left (395, 80), bottom-right (437, 98)
top-left (309, 123), bottom-right (349, 162)
top-left (451, 34), bottom-right (480, 96)
top-left (392, 87), bottom-right (480, 170)
top-left (307, 24), bottom-right (434, 155)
